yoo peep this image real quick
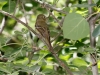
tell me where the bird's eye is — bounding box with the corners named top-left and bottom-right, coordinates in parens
top-left (42, 15), bottom-right (45, 19)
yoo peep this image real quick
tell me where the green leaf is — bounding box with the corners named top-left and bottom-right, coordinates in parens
top-left (97, 36), bottom-right (100, 46)
top-left (35, 72), bottom-right (44, 75)
top-left (63, 13), bottom-right (89, 40)
top-left (31, 54), bottom-right (39, 60)
top-left (8, 71), bottom-right (19, 75)
top-left (0, 64), bottom-right (12, 73)
top-left (53, 0), bottom-right (59, 5)
top-left (14, 30), bottom-right (22, 35)
top-left (50, 31), bottom-right (58, 37)
top-left (98, 61), bottom-right (100, 68)
top-left (72, 4), bottom-right (96, 7)
top-left (78, 66), bottom-right (87, 72)
top-left (17, 35), bottom-right (23, 40)
top-left (0, 0), bottom-right (7, 9)
top-left (71, 57), bottom-right (88, 67)
top-left (2, 0), bottom-right (16, 13)
top-left (92, 25), bottom-right (100, 37)
top-left (21, 28), bottom-right (28, 34)
top-left (28, 65), bottom-right (41, 72)
top-left (63, 7), bottom-right (70, 12)
top-left (93, 0), bottom-right (99, 3)
top-left (42, 68), bottom-right (55, 74)
top-left (85, 47), bottom-right (94, 53)
top-left (78, 47), bottom-right (84, 53)
top-left (0, 36), bottom-right (7, 44)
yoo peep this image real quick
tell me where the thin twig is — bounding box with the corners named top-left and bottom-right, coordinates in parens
top-left (20, 0), bottom-right (28, 24)
top-left (49, 12), bottom-right (62, 28)
top-left (0, 17), bottom-right (6, 34)
top-left (34, 0), bottom-right (67, 14)
top-left (60, 17), bottom-right (65, 27)
top-left (13, 0), bottom-right (19, 15)
top-left (54, 39), bottom-right (66, 53)
top-left (54, 39), bottom-right (66, 48)
top-left (0, 57), bottom-right (8, 62)
top-left (51, 31), bottom-right (62, 42)
top-left (41, 33), bottom-right (73, 75)
top-left (49, 46), bottom-right (73, 75)
top-left (86, 12), bottom-right (99, 21)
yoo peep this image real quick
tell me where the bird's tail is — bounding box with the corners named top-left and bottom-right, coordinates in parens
top-left (43, 38), bottom-right (54, 53)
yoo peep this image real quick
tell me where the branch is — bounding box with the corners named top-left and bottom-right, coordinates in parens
top-left (0, 10), bottom-right (39, 37)
top-left (88, 0), bottom-right (99, 75)
top-left (51, 31), bottom-right (62, 42)
top-left (49, 12), bottom-right (62, 28)
top-left (86, 12), bottom-right (98, 21)
top-left (49, 47), bottom-right (73, 75)
top-left (34, 0), bottom-right (67, 14)
top-left (0, 16), bottom-right (7, 34)
top-left (20, 0), bottom-right (28, 24)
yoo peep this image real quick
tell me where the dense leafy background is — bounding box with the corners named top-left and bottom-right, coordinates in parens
top-left (0, 0), bottom-right (100, 75)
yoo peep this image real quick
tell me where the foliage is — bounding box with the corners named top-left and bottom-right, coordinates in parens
top-left (0, 0), bottom-right (100, 75)
top-left (63, 13), bottom-right (89, 40)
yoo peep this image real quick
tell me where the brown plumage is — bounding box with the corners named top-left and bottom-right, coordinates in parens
top-left (35, 14), bottom-right (52, 49)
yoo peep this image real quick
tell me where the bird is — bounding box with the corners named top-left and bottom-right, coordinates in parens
top-left (35, 14), bottom-right (53, 52)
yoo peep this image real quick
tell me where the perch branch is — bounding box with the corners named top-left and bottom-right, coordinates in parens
top-left (0, 10), bottom-right (39, 37)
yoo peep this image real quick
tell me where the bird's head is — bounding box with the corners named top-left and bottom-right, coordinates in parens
top-left (36, 14), bottom-right (46, 21)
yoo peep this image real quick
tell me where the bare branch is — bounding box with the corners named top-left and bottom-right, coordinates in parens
top-left (20, 0), bottom-right (28, 24)
top-left (49, 12), bottom-right (62, 28)
top-left (51, 31), bottom-right (62, 42)
top-left (88, 0), bottom-right (99, 75)
top-left (34, 0), bottom-right (67, 14)
top-left (0, 10), bottom-right (39, 37)
top-left (13, 0), bottom-right (19, 15)
top-left (0, 16), bottom-right (7, 34)
top-left (86, 12), bottom-right (98, 21)
top-left (48, 46), bottom-right (73, 75)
